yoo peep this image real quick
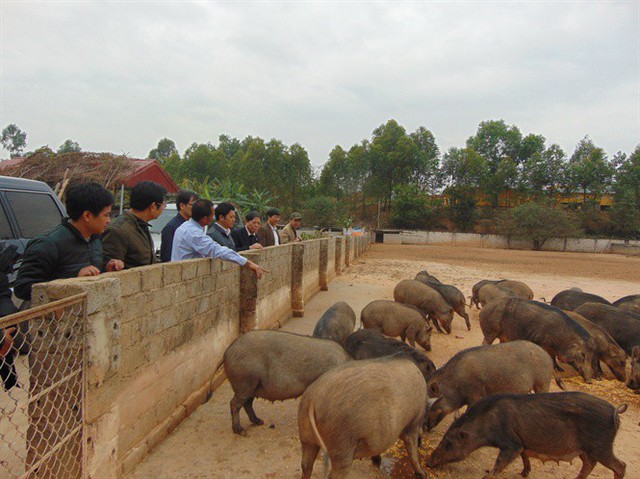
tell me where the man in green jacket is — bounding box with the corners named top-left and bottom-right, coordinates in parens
top-left (102, 181), bottom-right (167, 268)
top-left (14, 182), bottom-right (124, 302)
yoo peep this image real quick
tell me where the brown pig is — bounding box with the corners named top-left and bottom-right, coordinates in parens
top-left (298, 357), bottom-right (428, 479)
top-left (360, 300), bottom-right (433, 351)
top-left (345, 329), bottom-right (436, 382)
top-left (394, 279), bottom-right (454, 334)
top-left (312, 301), bottom-right (356, 344)
top-left (628, 346), bottom-right (640, 393)
top-left (494, 279), bottom-right (534, 300)
top-left (550, 289), bottom-right (611, 311)
top-left (479, 297), bottom-right (596, 382)
top-left (476, 283), bottom-right (516, 308)
top-left (574, 302), bottom-right (640, 355)
top-left (613, 294), bottom-right (640, 315)
top-left (427, 392), bottom-right (627, 479)
top-left (425, 341), bottom-right (562, 430)
top-left (224, 330), bottom-right (351, 435)
top-left (414, 274), bottom-right (471, 331)
top-left (565, 310), bottom-right (627, 382)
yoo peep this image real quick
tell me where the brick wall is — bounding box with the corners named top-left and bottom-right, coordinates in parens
top-left (31, 235), bottom-right (371, 478)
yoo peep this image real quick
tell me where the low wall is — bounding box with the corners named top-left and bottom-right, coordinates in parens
top-left (30, 234), bottom-right (372, 479)
top-left (383, 230), bottom-right (640, 254)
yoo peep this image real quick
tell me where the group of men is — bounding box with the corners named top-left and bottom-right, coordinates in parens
top-left (1, 180), bottom-right (304, 389)
top-left (159, 190), bottom-right (303, 264)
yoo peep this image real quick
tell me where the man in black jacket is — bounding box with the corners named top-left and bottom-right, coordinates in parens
top-left (14, 182), bottom-right (124, 302)
top-left (207, 202), bottom-right (238, 250)
top-left (159, 190), bottom-right (197, 262)
top-left (231, 210), bottom-right (264, 252)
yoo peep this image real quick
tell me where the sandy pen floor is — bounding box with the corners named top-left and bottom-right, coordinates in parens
top-left (130, 244), bottom-right (640, 479)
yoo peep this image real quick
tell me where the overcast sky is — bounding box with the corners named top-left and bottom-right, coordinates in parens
top-left (1, 1), bottom-right (638, 167)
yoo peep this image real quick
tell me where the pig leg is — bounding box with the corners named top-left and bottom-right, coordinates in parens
top-left (464, 313), bottom-right (471, 331)
top-left (575, 453), bottom-right (596, 479)
top-left (300, 442), bottom-right (319, 479)
top-left (520, 453), bottom-right (531, 477)
top-left (483, 446), bottom-right (522, 479)
top-left (593, 450), bottom-right (626, 479)
top-left (328, 452), bottom-right (354, 479)
top-left (230, 395), bottom-right (248, 435)
top-left (243, 397), bottom-right (264, 426)
top-left (401, 431), bottom-right (428, 478)
top-left (428, 314), bottom-right (444, 334)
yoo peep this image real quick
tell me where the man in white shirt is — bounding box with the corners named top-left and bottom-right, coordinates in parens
top-left (171, 200), bottom-right (267, 279)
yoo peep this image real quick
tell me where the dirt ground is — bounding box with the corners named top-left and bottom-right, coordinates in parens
top-left (130, 244), bottom-right (640, 479)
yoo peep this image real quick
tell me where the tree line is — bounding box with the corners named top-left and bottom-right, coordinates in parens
top-left (3, 120), bottom-right (639, 239)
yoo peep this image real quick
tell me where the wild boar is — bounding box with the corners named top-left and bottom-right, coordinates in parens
top-left (223, 330), bottom-right (351, 435)
top-left (394, 279), bottom-right (455, 334)
top-left (415, 270), bottom-right (441, 284)
top-left (613, 294), bottom-right (640, 315)
top-left (360, 300), bottom-right (433, 351)
top-left (495, 279), bottom-right (534, 300)
top-left (628, 346), bottom-right (640, 393)
top-left (550, 289), bottom-right (611, 311)
top-left (425, 341), bottom-right (562, 430)
top-left (414, 275), bottom-right (471, 331)
top-left (476, 283), bottom-right (516, 308)
top-left (298, 357), bottom-right (428, 479)
top-left (479, 297), bottom-right (596, 382)
top-left (312, 301), bottom-right (356, 344)
top-left (574, 302), bottom-right (640, 356)
top-left (471, 279), bottom-right (496, 308)
top-left (565, 310), bottom-right (627, 382)
top-left (427, 392), bottom-right (627, 479)
top-left (472, 279), bottom-right (532, 308)
top-left (345, 329), bottom-right (436, 382)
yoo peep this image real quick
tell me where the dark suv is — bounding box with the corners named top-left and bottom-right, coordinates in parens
top-left (0, 175), bottom-right (66, 280)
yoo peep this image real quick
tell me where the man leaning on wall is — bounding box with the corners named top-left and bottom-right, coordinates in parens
top-left (15, 182), bottom-right (125, 303)
top-left (160, 189), bottom-right (198, 262)
top-left (103, 181), bottom-right (166, 269)
top-left (231, 210), bottom-right (263, 252)
top-left (207, 202), bottom-right (238, 250)
top-left (172, 199), bottom-right (268, 279)
top-left (280, 212), bottom-right (302, 244)
top-left (258, 208), bottom-right (281, 247)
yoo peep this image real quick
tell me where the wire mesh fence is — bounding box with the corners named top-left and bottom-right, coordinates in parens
top-left (1, 293), bottom-right (86, 479)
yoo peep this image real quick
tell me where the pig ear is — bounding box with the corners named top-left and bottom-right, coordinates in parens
top-left (632, 346), bottom-right (640, 360)
top-left (429, 382), bottom-right (440, 396)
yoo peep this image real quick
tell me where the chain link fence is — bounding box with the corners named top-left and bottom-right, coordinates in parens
top-left (1, 293), bottom-right (87, 479)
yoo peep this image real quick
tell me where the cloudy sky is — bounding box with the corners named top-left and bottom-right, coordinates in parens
top-left (1, 1), bottom-right (638, 167)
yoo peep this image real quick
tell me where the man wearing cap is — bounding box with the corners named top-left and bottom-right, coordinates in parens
top-left (280, 212), bottom-right (302, 244)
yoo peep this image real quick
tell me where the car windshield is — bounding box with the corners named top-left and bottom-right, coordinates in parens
top-left (149, 207), bottom-right (177, 234)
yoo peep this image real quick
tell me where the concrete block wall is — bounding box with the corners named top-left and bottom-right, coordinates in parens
top-left (31, 235), bottom-right (371, 478)
top-left (301, 239), bottom-right (322, 302)
top-left (385, 230), bottom-right (633, 254)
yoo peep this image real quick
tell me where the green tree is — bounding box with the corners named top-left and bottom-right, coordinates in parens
top-left (410, 126), bottom-right (442, 192)
top-left (182, 142), bottom-right (226, 180)
top-left (149, 138), bottom-right (178, 161)
top-left (466, 119), bottom-right (523, 166)
top-left (497, 200), bottom-right (580, 250)
top-left (566, 136), bottom-right (614, 215)
top-left (609, 145), bottom-right (640, 238)
top-left (391, 184), bottom-right (433, 229)
top-left (1, 124), bottom-right (27, 158)
top-left (520, 144), bottom-right (567, 198)
top-left (281, 143), bottom-right (312, 210)
top-left (367, 120), bottom-right (420, 210)
top-left (57, 139), bottom-right (81, 153)
top-left (302, 195), bottom-right (344, 229)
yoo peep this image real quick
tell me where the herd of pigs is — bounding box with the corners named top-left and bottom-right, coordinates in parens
top-left (222, 272), bottom-right (640, 479)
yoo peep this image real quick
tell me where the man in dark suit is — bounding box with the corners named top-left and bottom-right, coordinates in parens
top-left (231, 211), bottom-right (264, 251)
top-left (258, 208), bottom-right (281, 247)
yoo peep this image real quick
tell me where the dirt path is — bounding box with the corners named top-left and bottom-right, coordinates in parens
top-left (130, 244), bottom-right (640, 479)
